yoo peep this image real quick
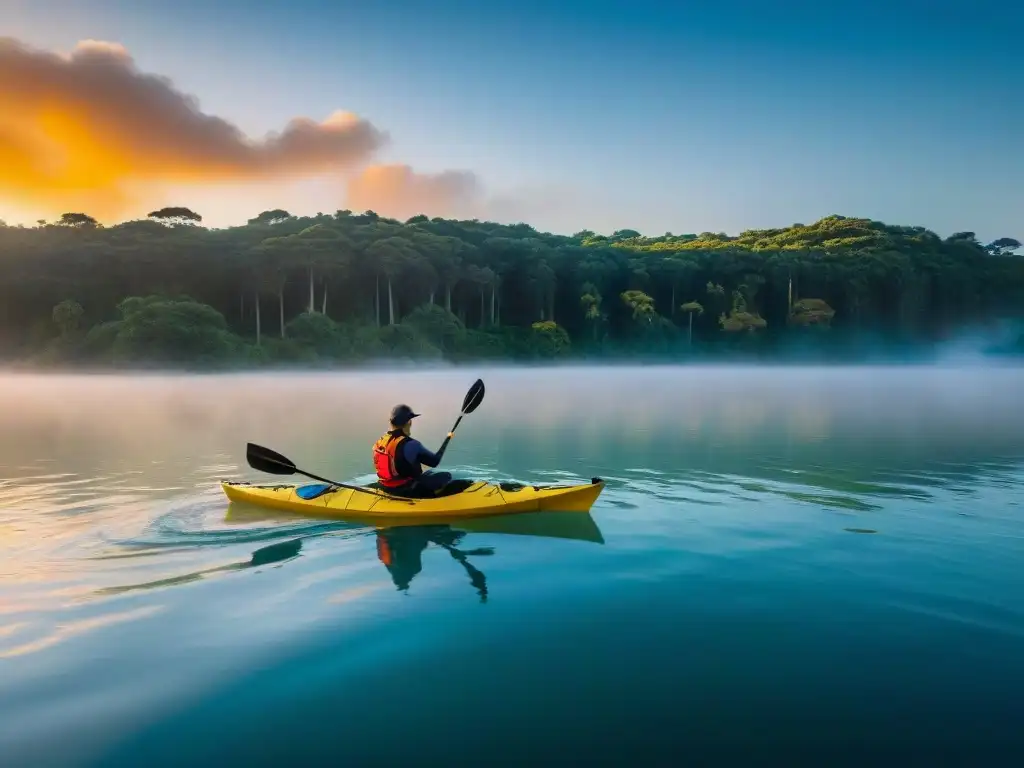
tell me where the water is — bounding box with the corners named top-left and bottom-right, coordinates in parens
top-left (2, 365), bottom-right (1023, 764)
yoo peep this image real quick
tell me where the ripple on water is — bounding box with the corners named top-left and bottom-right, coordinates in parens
top-left (0, 605), bottom-right (165, 660)
top-left (116, 505), bottom-right (364, 550)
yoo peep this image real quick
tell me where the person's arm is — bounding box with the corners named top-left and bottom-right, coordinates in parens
top-left (404, 438), bottom-right (440, 470)
top-left (433, 431), bottom-right (455, 464)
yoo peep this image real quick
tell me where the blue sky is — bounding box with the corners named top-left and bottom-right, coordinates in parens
top-left (6, 0), bottom-right (1022, 241)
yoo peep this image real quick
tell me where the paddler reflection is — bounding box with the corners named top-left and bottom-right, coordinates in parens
top-left (222, 502), bottom-right (606, 603)
top-left (375, 525), bottom-right (494, 603)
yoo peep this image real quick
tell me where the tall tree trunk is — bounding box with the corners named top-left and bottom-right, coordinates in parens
top-left (279, 287), bottom-right (285, 338)
top-left (429, 289), bottom-right (435, 305)
top-left (308, 267), bottom-right (315, 313)
top-left (490, 285), bottom-right (496, 325)
top-left (254, 290), bottom-right (262, 346)
top-left (388, 277), bottom-right (395, 325)
top-left (445, 284), bottom-right (452, 312)
top-left (375, 273), bottom-right (381, 327)
top-left (321, 280), bottom-right (328, 315)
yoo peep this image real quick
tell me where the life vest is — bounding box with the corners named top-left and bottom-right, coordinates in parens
top-left (372, 430), bottom-right (412, 488)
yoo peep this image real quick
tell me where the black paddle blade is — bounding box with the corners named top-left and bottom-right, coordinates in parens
top-left (462, 378), bottom-right (485, 414)
top-left (246, 442), bottom-right (297, 476)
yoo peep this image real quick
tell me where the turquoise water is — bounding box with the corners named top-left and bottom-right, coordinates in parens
top-left (1, 366), bottom-right (1023, 764)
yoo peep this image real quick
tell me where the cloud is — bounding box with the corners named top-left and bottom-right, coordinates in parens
top-left (345, 164), bottom-right (486, 221)
top-left (343, 166), bottom-right (587, 227)
top-left (0, 36), bottom-right (554, 228)
top-left (0, 37), bottom-right (388, 219)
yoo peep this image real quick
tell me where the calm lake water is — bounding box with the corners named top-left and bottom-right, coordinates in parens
top-left (2, 365), bottom-right (1023, 765)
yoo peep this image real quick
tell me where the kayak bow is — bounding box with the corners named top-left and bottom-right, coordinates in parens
top-left (220, 477), bottom-right (605, 521)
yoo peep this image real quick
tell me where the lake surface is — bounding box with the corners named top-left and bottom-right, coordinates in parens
top-left (2, 365), bottom-right (1023, 765)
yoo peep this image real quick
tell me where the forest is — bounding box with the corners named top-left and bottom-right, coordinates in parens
top-left (1, 206), bottom-right (1022, 368)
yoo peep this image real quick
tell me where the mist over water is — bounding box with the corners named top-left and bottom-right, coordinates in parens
top-left (2, 365), bottom-right (1024, 764)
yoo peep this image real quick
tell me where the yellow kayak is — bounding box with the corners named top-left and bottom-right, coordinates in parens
top-left (220, 477), bottom-right (606, 522)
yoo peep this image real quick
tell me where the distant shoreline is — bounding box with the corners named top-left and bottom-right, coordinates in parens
top-left (2, 212), bottom-right (1021, 370)
top-left (4, 349), bottom-right (1023, 377)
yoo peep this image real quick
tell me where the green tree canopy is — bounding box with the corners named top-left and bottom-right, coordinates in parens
top-left (1, 210), bottom-right (1021, 367)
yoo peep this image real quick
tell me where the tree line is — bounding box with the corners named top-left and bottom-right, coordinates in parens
top-left (1, 205), bottom-right (1022, 367)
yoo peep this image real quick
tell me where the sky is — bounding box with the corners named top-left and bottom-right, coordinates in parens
top-left (2, 0), bottom-right (1021, 241)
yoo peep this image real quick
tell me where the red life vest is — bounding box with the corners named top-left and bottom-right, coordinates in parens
top-left (373, 431), bottom-right (412, 488)
top-left (376, 532), bottom-right (393, 565)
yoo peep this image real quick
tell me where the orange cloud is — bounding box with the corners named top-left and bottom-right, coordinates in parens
top-left (345, 164), bottom-right (485, 221)
top-left (0, 37), bottom-right (388, 219)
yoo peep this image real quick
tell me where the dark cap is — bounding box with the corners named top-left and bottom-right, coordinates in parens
top-left (389, 404), bottom-right (420, 426)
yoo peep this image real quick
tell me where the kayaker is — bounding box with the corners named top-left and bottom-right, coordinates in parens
top-left (372, 403), bottom-right (453, 497)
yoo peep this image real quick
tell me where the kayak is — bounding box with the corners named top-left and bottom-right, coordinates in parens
top-left (221, 478), bottom-right (605, 521)
top-left (220, 477), bottom-right (605, 521)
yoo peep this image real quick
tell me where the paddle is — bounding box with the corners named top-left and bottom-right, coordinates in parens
top-left (434, 378), bottom-right (485, 464)
top-left (245, 442), bottom-right (392, 499)
top-left (439, 542), bottom-right (490, 603)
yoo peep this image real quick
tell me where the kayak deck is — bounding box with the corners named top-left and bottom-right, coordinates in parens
top-left (220, 477), bottom-right (605, 521)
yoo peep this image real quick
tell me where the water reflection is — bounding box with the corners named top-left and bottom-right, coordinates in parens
top-left (94, 538), bottom-right (304, 596)
top-left (375, 509), bottom-right (605, 600)
top-left (221, 503), bottom-right (605, 602)
top-left (376, 526), bottom-right (492, 602)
